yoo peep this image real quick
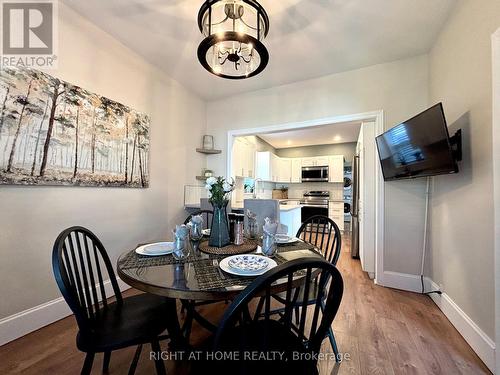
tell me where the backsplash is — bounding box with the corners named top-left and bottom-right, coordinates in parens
top-left (281, 182), bottom-right (344, 200)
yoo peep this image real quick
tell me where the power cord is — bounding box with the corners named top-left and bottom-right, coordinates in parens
top-left (420, 274), bottom-right (442, 295)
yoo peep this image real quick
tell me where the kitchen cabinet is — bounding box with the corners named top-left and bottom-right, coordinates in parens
top-left (290, 158), bottom-right (301, 183)
top-left (278, 158), bottom-right (291, 183)
top-left (301, 156), bottom-right (329, 167)
top-left (232, 137), bottom-right (255, 178)
top-left (257, 152), bottom-right (291, 183)
top-left (328, 155), bottom-right (344, 183)
top-left (329, 201), bottom-right (344, 230)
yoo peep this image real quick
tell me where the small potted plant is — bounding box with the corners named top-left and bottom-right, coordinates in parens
top-left (205, 176), bottom-right (234, 247)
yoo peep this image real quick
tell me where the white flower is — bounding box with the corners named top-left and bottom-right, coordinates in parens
top-left (206, 177), bottom-right (217, 185)
top-left (207, 191), bottom-right (212, 199)
top-left (223, 182), bottom-right (232, 192)
top-left (205, 184), bottom-right (212, 191)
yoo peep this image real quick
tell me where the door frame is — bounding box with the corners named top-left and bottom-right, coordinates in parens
top-left (491, 28), bottom-right (500, 375)
top-left (226, 110), bottom-right (385, 284)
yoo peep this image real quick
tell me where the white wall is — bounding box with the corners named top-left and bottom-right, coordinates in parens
top-left (0, 4), bottom-right (206, 318)
top-left (427, 0), bottom-right (500, 344)
top-left (207, 55), bottom-right (429, 276)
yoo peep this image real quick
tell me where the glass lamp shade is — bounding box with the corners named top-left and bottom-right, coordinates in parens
top-left (197, 0), bottom-right (269, 79)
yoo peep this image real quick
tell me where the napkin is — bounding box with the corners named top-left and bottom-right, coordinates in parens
top-left (246, 209), bottom-right (257, 221)
top-left (175, 224), bottom-right (189, 239)
top-left (189, 214), bottom-right (203, 226)
top-left (263, 217), bottom-right (278, 236)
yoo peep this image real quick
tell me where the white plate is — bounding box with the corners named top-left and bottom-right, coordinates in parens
top-left (228, 255), bottom-right (269, 272)
top-left (135, 242), bottom-right (174, 256)
top-left (219, 255), bottom-right (277, 276)
top-left (202, 229), bottom-right (211, 236)
top-left (276, 236), bottom-right (299, 244)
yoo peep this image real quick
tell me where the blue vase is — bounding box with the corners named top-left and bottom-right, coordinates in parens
top-left (209, 200), bottom-right (230, 248)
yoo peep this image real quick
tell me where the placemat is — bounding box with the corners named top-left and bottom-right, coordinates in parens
top-left (118, 250), bottom-right (195, 270)
top-left (198, 239), bottom-right (258, 255)
top-left (193, 253), bottom-right (294, 290)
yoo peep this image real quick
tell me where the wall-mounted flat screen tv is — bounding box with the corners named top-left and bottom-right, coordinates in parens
top-left (376, 103), bottom-right (459, 181)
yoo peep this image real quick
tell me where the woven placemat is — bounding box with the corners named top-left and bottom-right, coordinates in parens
top-left (198, 239), bottom-right (258, 255)
top-left (118, 250), bottom-right (195, 270)
top-left (194, 254), bottom-right (292, 290)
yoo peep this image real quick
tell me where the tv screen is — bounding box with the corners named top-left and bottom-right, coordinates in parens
top-left (376, 103), bottom-right (458, 181)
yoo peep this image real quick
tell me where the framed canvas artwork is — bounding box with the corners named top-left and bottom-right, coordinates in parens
top-left (0, 67), bottom-right (150, 187)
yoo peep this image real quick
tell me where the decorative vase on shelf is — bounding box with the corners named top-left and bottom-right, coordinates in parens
top-left (209, 200), bottom-right (230, 248)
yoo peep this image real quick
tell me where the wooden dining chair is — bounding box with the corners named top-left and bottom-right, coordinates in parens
top-left (199, 258), bottom-right (344, 374)
top-left (269, 215), bottom-right (342, 360)
top-left (52, 226), bottom-right (169, 375)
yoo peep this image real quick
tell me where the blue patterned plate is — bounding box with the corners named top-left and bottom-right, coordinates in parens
top-left (227, 255), bottom-right (269, 272)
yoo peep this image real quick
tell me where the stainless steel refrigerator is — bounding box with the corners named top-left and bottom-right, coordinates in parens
top-left (350, 155), bottom-right (360, 258)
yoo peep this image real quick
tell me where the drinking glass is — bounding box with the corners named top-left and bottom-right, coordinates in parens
top-left (189, 222), bottom-right (203, 242)
top-left (173, 230), bottom-right (190, 261)
top-left (262, 232), bottom-right (277, 257)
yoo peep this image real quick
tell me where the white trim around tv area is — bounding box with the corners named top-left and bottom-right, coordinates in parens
top-left (0, 278), bottom-right (130, 347)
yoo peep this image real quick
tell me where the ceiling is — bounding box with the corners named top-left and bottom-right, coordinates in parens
top-left (64, 0), bottom-right (457, 100)
top-left (257, 121), bottom-right (362, 149)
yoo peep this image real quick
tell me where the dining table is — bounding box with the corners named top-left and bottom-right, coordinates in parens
top-left (116, 238), bottom-right (325, 350)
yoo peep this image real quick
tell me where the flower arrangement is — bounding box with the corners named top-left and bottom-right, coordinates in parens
top-left (205, 176), bottom-right (234, 206)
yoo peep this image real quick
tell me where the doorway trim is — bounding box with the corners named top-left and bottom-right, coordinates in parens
top-left (226, 110), bottom-right (385, 283)
top-left (491, 27), bottom-right (500, 375)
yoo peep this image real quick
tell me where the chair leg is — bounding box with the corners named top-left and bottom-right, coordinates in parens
top-left (103, 351), bottom-right (111, 373)
top-left (150, 340), bottom-right (166, 375)
top-left (81, 352), bottom-right (95, 375)
top-left (128, 344), bottom-right (143, 375)
top-left (328, 327), bottom-right (340, 362)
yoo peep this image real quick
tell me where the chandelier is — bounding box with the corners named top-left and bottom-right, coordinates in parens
top-left (197, 0), bottom-right (269, 79)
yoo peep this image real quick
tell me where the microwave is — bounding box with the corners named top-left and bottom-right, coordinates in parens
top-left (301, 166), bottom-right (329, 182)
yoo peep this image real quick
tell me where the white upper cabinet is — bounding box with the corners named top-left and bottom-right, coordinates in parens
top-left (232, 137), bottom-right (255, 178)
top-left (328, 155), bottom-right (344, 183)
top-left (256, 151), bottom-right (344, 184)
top-left (291, 158), bottom-right (301, 183)
top-left (301, 156), bottom-right (329, 167)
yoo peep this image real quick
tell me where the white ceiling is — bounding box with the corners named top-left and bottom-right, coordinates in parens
top-left (257, 121), bottom-right (362, 149)
top-left (64, 0), bottom-right (456, 100)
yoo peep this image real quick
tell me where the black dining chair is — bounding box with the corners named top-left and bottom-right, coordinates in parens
top-left (269, 215), bottom-right (342, 360)
top-left (198, 258), bottom-right (343, 374)
top-left (52, 226), bottom-right (169, 375)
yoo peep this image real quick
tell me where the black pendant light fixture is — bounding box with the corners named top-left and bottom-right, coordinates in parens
top-left (197, 0), bottom-right (269, 79)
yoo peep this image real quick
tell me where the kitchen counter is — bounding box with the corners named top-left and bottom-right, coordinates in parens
top-left (279, 204), bottom-right (302, 212)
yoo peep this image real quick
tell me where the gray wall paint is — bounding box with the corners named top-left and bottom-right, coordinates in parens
top-left (427, 0), bottom-right (499, 339)
top-left (275, 142), bottom-right (357, 161)
top-left (0, 4), bottom-right (207, 319)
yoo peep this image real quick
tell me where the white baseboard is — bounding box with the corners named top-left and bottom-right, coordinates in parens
top-left (0, 278), bottom-right (130, 347)
top-left (423, 277), bottom-right (496, 373)
top-left (378, 271), bottom-right (422, 293)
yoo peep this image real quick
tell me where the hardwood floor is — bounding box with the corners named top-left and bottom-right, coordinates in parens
top-left (0, 235), bottom-right (491, 374)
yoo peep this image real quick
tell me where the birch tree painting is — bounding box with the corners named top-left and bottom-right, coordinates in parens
top-left (0, 67), bottom-right (150, 187)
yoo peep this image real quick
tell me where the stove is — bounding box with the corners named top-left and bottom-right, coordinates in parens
top-left (300, 191), bottom-right (330, 207)
top-left (300, 191), bottom-right (329, 222)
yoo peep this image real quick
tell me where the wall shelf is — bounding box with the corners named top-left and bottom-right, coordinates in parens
top-left (196, 148), bottom-right (221, 154)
